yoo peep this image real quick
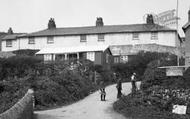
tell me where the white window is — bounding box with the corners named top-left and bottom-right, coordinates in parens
top-left (98, 34), bottom-right (105, 41)
top-left (87, 52), bottom-right (95, 61)
top-left (114, 57), bottom-right (119, 63)
top-left (80, 35), bottom-right (86, 42)
top-left (47, 36), bottom-right (54, 44)
top-left (151, 32), bottom-right (158, 40)
top-left (6, 40), bottom-right (12, 47)
top-left (28, 37), bottom-right (35, 44)
top-left (120, 56), bottom-right (128, 63)
top-left (44, 54), bottom-right (52, 61)
top-left (132, 33), bottom-right (139, 40)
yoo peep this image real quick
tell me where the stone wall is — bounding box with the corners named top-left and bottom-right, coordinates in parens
top-left (0, 89), bottom-right (34, 119)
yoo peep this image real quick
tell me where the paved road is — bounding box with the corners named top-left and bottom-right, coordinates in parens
top-left (34, 82), bottom-right (140, 119)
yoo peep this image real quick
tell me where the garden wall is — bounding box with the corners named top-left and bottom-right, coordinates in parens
top-left (0, 89), bottom-right (34, 119)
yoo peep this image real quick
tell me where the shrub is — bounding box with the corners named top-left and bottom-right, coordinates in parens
top-left (0, 56), bottom-right (42, 80)
top-left (113, 93), bottom-right (190, 119)
top-left (0, 59), bottom-right (98, 112)
top-left (111, 51), bottom-right (177, 81)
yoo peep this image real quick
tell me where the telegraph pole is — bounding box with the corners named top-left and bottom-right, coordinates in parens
top-left (176, 0), bottom-right (180, 66)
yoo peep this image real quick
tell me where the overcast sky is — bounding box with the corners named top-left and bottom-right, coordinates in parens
top-left (0, 0), bottom-right (189, 36)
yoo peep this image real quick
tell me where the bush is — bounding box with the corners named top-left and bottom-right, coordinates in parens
top-left (140, 54), bottom-right (179, 91)
top-left (0, 59), bottom-right (98, 112)
top-left (113, 93), bottom-right (190, 119)
top-left (0, 56), bottom-right (42, 80)
top-left (111, 51), bottom-right (178, 81)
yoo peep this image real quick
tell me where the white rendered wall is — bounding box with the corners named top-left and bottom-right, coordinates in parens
top-left (1, 31), bottom-right (178, 51)
top-left (2, 40), bottom-right (18, 51)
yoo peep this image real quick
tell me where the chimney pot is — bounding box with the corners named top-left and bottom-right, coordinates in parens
top-left (146, 14), bottom-right (154, 24)
top-left (48, 18), bottom-right (56, 29)
top-left (96, 17), bottom-right (104, 27)
top-left (8, 27), bottom-right (13, 34)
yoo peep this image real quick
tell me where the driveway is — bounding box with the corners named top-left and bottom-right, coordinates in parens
top-left (34, 82), bottom-right (140, 119)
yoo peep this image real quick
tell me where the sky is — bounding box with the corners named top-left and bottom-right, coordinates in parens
top-left (0, 0), bottom-right (189, 36)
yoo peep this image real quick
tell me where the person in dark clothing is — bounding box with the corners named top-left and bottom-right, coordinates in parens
top-left (116, 78), bottom-right (122, 98)
top-left (99, 81), bottom-right (106, 101)
top-left (100, 88), bottom-right (106, 101)
top-left (131, 72), bottom-right (137, 95)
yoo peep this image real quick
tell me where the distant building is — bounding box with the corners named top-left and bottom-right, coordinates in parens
top-left (0, 32), bottom-right (6, 51)
top-left (182, 9), bottom-right (190, 66)
top-left (154, 9), bottom-right (179, 30)
top-left (1, 16), bottom-right (181, 64)
top-left (1, 27), bottom-right (25, 51)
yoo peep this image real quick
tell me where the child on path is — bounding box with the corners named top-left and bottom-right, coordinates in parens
top-left (99, 80), bottom-right (106, 101)
top-left (100, 88), bottom-right (106, 101)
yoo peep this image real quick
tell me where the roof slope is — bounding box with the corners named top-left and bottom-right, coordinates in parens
top-left (2, 33), bottom-right (26, 40)
top-left (36, 45), bottom-right (109, 54)
top-left (182, 22), bottom-right (190, 32)
top-left (0, 32), bottom-right (7, 40)
top-left (21, 24), bottom-right (176, 37)
top-left (110, 44), bottom-right (183, 56)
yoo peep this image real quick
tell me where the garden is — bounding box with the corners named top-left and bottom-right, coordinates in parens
top-left (0, 55), bottom-right (114, 113)
top-left (113, 52), bottom-right (190, 119)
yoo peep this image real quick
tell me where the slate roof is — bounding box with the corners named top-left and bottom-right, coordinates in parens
top-left (109, 44), bottom-right (183, 56)
top-left (36, 45), bottom-right (109, 54)
top-left (0, 32), bottom-right (6, 39)
top-left (2, 33), bottom-right (26, 40)
top-left (182, 22), bottom-right (190, 32)
top-left (19, 24), bottom-right (176, 38)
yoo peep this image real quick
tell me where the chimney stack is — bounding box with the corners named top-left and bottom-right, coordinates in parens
top-left (146, 14), bottom-right (154, 24)
top-left (96, 17), bottom-right (104, 27)
top-left (8, 27), bottom-right (13, 34)
top-left (48, 18), bottom-right (56, 29)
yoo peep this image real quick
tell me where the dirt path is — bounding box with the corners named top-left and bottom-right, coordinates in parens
top-left (34, 82), bottom-right (140, 119)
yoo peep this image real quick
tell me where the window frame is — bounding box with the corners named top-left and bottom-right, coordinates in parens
top-left (86, 52), bottom-right (95, 61)
top-left (80, 35), bottom-right (87, 42)
top-left (6, 40), bottom-right (12, 47)
top-left (132, 33), bottom-right (139, 40)
top-left (98, 34), bottom-right (105, 42)
top-left (47, 36), bottom-right (54, 44)
top-left (114, 57), bottom-right (119, 63)
top-left (120, 55), bottom-right (128, 63)
top-left (151, 32), bottom-right (158, 40)
top-left (28, 37), bottom-right (35, 44)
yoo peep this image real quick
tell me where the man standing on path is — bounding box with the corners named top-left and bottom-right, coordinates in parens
top-left (116, 78), bottom-right (122, 98)
top-left (131, 72), bottom-right (137, 96)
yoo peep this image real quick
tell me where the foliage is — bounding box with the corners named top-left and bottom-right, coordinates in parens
top-left (0, 58), bottom-right (98, 112)
top-left (113, 93), bottom-right (190, 119)
top-left (113, 52), bottom-right (188, 119)
top-left (140, 54), bottom-right (179, 91)
top-left (93, 64), bottom-right (116, 84)
top-left (0, 78), bottom-right (29, 113)
top-left (0, 56), bottom-right (42, 80)
top-left (111, 51), bottom-right (178, 81)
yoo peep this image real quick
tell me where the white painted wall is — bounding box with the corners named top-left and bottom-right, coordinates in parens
top-left (1, 31), bottom-right (178, 51)
top-left (2, 40), bottom-right (18, 51)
